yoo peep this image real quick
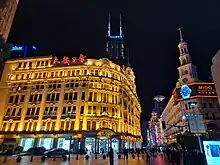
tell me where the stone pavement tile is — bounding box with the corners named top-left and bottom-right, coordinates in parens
top-left (150, 155), bottom-right (168, 165)
top-left (0, 154), bottom-right (168, 165)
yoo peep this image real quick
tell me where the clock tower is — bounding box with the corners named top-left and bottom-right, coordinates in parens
top-left (177, 28), bottom-right (199, 86)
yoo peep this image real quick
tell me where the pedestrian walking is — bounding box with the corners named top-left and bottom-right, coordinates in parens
top-left (109, 147), bottom-right (114, 165)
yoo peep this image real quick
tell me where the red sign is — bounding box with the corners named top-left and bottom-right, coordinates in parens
top-left (52, 54), bottom-right (87, 66)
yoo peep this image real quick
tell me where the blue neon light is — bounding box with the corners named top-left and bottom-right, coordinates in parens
top-left (11, 46), bottom-right (24, 51)
top-left (180, 84), bottom-right (192, 99)
top-left (109, 36), bottom-right (123, 39)
top-left (32, 46), bottom-right (36, 50)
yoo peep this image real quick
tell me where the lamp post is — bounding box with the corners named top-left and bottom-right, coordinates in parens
top-left (74, 133), bottom-right (82, 160)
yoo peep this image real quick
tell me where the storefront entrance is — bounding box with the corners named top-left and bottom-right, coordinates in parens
top-left (97, 128), bottom-right (119, 153)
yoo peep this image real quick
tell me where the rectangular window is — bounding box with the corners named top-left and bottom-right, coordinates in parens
top-left (79, 121), bottom-right (83, 130)
top-left (93, 106), bottom-right (96, 114)
top-left (89, 92), bottom-right (92, 101)
top-left (15, 95), bottom-right (19, 103)
top-left (9, 96), bottom-right (14, 103)
top-left (87, 121), bottom-right (91, 130)
top-left (92, 121), bottom-right (96, 130)
top-left (88, 106), bottom-right (92, 114)
top-left (73, 93), bottom-right (78, 100)
top-left (80, 106), bottom-right (84, 115)
top-left (81, 92), bottom-right (85, 100)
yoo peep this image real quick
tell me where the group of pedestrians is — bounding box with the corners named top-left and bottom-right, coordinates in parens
top-left (166, 145), bottom-right (206, 165)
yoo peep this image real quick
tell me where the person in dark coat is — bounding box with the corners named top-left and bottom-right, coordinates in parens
top-left (197, 152), bottom-right (206, 165)
top-left (123, 147), bottom-right (128, 160)
top-left (109, 147), bottom-right (114, 165)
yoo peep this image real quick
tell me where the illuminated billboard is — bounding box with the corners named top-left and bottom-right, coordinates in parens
top-left (173, 83), bottom-right (217, 103)
top-left (203, 141), bottom-right (220, 165)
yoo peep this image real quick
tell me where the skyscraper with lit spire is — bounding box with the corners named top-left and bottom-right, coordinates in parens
top-left (105, 13), bottom-right (126, 63)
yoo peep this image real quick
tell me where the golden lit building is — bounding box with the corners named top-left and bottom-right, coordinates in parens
top-left (0, 0), bottom-right (19, 41)
top-left (0, 54), bottom-right (141, 153)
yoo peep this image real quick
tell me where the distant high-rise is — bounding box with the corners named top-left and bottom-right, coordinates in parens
top-left (105, 13), bottom-right (126, 63)
top-left (0, 0), bottom-right (19, 41)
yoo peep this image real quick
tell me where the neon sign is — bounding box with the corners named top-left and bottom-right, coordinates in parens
top-left (11, 46), bottom-right (24, 51)
top-left (53, 54), bottom-right (87, 66)
top-left (109, 36), bottom-right (123, 39)
top-left (180, 84), bottom-right (192, 99)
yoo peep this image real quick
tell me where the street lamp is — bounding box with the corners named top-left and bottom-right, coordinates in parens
top-left (73, 133), bottom-right (82, 160)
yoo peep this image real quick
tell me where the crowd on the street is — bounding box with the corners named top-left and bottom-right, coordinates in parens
top-left (120, 144), bottom-right (207, 165)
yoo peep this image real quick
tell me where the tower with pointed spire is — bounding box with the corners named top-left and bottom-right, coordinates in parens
top-left (105, 13), bottom-right (126, 63)
top-left (177, 28), bottom-right (199, 86)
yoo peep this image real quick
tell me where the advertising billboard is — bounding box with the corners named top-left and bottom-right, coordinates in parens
top-left (203, 141), bottom-right (220, 165)
top-left (173, 83), bottom-right (217, 104)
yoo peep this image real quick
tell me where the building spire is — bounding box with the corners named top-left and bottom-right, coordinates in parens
top-left (178, 27), bottom-right (183, 42)
top-left (108, 13), bottom-right (111, 36)
top-left (120, 13), bottom-right (123, 36)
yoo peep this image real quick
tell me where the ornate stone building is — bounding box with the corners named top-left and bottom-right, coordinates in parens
top-left (0, 54), bottom-right (141, 152)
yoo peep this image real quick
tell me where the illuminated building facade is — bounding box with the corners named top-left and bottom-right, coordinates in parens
top-left (148, 110), bottom-right (161, 145)
top-left (162, 29), bottom-right (220, 140)
top-left (0, 0), bottom-right (19, 41)
top-left (211, 50), bottom-right (220, 105)
top-left (0, 55), bottom-right (141, 152)
top-left (105, 14), bottom-right (125, 63)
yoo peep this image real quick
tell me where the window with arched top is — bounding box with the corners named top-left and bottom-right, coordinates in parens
top-left (185, 70), bottom-right (188, 75)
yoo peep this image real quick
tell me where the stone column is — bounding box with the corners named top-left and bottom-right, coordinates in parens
top-left (36, 85), bottom-right (48, 131)
top-left (55, 82), bottom-right (65, 130)
top-left (18, 86), bottom-right (32, 131)
top-left (53, 138), bottom-right (58, 148)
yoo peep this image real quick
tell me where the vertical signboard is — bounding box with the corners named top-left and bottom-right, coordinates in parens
top-left (188, 115), bottom-right (206, 133)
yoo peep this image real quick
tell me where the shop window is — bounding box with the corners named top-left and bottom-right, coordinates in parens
top-left (209, 103), bottom-right (213, 108)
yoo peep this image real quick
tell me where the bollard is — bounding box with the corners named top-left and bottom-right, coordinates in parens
top-left (68, 154), bottom-right (70, 161)
top-left (3, 155), bottom-right (7, 163)
top-left (30, 155), bottom-right (33, 162)
top-left (95, 154), bottom-right (97, 159)
top-left (53, 157), bottom-right (56, 161)
top-left (76, 154), bottom-right (79, 160)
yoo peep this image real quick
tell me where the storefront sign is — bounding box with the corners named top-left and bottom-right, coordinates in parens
top-left (173, 83), bottom-right (217, 103)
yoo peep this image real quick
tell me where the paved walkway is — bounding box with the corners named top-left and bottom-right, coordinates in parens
top-left (0, 154), bottom-right (169, 165)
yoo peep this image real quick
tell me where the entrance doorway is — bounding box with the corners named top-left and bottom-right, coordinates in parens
top-left (99, 137), bottom-right (109, 153)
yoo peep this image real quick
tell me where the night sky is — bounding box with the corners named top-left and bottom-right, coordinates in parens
top-left (7, 0), bottom-right (220, 119)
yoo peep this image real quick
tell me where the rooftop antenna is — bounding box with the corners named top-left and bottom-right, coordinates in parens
top-left (178, 27), bottom-right (183, 42)
top-left (120, 13), bottom-right (123, 37)
top-left (108, 13), bottom-right (111, 36)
